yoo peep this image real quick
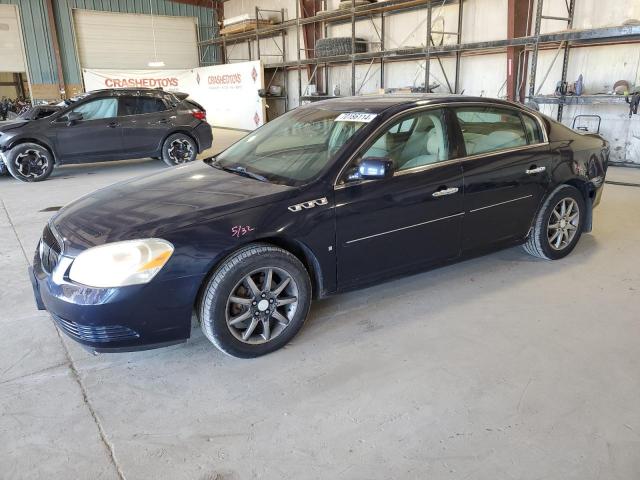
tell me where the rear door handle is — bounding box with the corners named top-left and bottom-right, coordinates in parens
top-left (526, 166), bottom-right (546, 174)
top-left (158, 118), bottom-right (169, 124)
top-left (107, 121), bottom-right (119, 128)
top-left (432, 187), bottom-right (459, 197)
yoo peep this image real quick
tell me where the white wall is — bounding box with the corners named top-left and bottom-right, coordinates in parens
top-left (222, 0), bottom-right (640, 163)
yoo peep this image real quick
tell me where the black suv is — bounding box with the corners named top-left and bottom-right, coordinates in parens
top-left (0, 88), bottom-right (213, 182)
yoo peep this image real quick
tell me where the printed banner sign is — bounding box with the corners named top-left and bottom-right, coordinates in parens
top-left (82, 62), bottom-right (266, 131)
top-left (82, 68), bottom-right (196, 93)
top-left (194, 62), bottom-right (266, 131)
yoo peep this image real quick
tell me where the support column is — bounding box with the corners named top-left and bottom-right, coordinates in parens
top-left (300, 0), bottom-right (323, 93)
top-left (213, 1), bottom-right (225, 63)
top-left (44, 0), bottom-right (66, 99)
top-left (506, 0), bottom-right (532, 102)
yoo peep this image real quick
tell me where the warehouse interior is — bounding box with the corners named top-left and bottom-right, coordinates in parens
top-left (1, 0), bottom-right (639, 478)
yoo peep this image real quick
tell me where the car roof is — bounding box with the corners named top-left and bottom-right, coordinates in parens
top-left (87, 88), bottom-right (171, 97)
top-left (304, 94), bottom-right (529, 114)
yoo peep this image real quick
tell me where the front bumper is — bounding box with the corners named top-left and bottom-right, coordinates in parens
top-left (0, 151), bottom-right (7, 175)
top-left (30, 245), bottom-right (204, 353)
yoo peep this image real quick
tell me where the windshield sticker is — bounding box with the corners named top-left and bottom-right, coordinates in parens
top-left (335, 112), bottom-right (377, 123)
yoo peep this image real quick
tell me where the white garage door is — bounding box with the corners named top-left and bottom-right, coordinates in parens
top-left (0, 4), bottom-right (27, 72)
top-left (73, 9), bottom-right (199, 70)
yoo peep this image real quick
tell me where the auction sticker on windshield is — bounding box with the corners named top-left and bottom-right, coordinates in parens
top-left (335, 112), bottom-right (377, 123)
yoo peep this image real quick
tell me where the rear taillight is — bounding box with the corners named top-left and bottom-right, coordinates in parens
top-left (191, 109), bottom-right (206, 121)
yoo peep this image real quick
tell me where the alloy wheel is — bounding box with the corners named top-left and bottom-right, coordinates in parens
top-left (547, 197), bottom-right (580, 250)
top-left (15, 149), bottom-right (49, 179)
top-left (167, 139), bottom-right (194, 164)
top-left (225, 267), bottom-right (299, 345)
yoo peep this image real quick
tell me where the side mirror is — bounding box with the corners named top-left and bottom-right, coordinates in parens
top-left (358, 157), bottom-right (394, 180)
top-left (66, 111), bottom-right (83, 125)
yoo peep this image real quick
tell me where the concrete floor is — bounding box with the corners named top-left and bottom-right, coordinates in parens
top-left (1, 132), bottom-right (639, 479)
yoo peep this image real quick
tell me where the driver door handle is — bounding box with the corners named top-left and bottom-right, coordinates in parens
top-left (526, 166), bottom-right (546, 174)
top-left (432, 187), bottom-right (459, 197)
top-left (107, 121), bottom-right (119, 128)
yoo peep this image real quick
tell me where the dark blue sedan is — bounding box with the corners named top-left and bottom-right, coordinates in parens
top-left (30, 95), bottom-right (608, 358)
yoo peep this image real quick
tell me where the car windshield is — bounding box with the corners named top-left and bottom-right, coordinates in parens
top-left (209, 106), bottom-right (373, 186)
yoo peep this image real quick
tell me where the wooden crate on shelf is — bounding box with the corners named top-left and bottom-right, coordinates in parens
top-left (220, 19), bottom-right (274, 36)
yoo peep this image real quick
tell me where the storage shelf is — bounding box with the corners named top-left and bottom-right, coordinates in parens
top-left (531, 94), bottom-right (631, 105)
top-left (261, 25), bottom-right (640, 70)
top-left (201, 0), bottom-right (459, 46)
top-left (205, 0), bottom-right (640, 124)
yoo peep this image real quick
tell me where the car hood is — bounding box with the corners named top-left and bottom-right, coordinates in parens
top-left (0, 120), bottom-right (28, 133)
top-left (51, 161), bottom-right (295, 252)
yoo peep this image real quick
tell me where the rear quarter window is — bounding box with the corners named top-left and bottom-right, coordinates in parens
top-left (521, 113), bottom-right (544, 144)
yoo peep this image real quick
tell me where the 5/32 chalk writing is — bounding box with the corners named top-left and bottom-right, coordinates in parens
top-left (232, 225), bottom-right (255, 237)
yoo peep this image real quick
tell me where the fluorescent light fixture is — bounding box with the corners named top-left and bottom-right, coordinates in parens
top-left (147, 0), bottom-right (164, 68)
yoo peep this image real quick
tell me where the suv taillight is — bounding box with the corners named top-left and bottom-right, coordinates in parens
top-left (191, 109), bottom-right (206, 121)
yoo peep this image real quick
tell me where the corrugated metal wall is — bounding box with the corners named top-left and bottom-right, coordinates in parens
top-left (0, 0), bottom-right (219, 98)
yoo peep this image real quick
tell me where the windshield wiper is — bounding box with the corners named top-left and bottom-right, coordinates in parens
top-left (217, 163), bottom-right (268, 182)
top-left (206, 157), bottom-right (270, 182)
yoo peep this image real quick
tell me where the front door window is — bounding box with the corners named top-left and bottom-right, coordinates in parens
top-left (72, 98), bottom-right (118, 121)
top-left (340, 108), bottom-right (449, 183)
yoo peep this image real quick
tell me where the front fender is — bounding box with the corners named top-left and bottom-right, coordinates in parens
top-left (165, 189), bottom-right (337, 300)
top-left (5, 135), bottom-right (57, 161)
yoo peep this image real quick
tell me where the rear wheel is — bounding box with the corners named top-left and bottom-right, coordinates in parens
top-left (6, 143), bottom-right (54, 182)
top-left (161, 133), bottom-right (197, 166)
top-left (523, 184), bottom-right (585, 260)
top-left (199, 244), bottom-right (312, 358)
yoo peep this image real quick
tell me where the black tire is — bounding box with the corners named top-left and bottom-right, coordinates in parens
top-left (199, 243), bottom-right (312, 358)
top-left (6, 143), bottom-right (54, 182)
top-left (161, 133), bottom-right (197, 167)
top-left (523, 184), bottom-right (586, 260)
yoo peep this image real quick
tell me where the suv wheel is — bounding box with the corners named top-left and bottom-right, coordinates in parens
top-left (6, 143), bottom-right (54, 182)
top-left (199, 244), bottom-right (312, 358)
top-left (523, 184), bottom-right (585, 260)
top-left (161, 133), bottom-right (197, 166)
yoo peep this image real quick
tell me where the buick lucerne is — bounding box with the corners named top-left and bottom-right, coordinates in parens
top-left (29, 95), bottom-right (608, 358)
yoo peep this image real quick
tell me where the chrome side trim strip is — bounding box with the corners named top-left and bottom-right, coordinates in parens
top-left (468, 194), bottom-right (533, 213)
top-left (456, 142), bottom-right (548, 164)
top-left (345, 212), bottom-right (465, 245)
top-left (393, 157), bottom-right (461, 176)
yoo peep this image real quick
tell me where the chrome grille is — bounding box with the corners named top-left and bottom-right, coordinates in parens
top-left (40, 224), bottom-right (61, 273)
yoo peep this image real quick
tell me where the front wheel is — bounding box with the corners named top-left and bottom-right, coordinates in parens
top-left (199, 244), bottom-right (312, 358)
top-left (161, 133), bottom-right (197, 166)
top-left (6, 143), bottom-right (54, 182)
top-left (523, 184), bottom-right (585, 260)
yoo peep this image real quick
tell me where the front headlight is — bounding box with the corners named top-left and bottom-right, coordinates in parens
top-left (68, 239), bottom-right (174, 288)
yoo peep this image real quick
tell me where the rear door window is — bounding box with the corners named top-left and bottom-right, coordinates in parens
top-left (119, 96), bottom-right (168, 116)
top-left (454, 106), bottom-right (529, 156)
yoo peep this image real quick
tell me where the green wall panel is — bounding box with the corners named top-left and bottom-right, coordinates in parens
top-left (0, 0), bottom-right (219, 96)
